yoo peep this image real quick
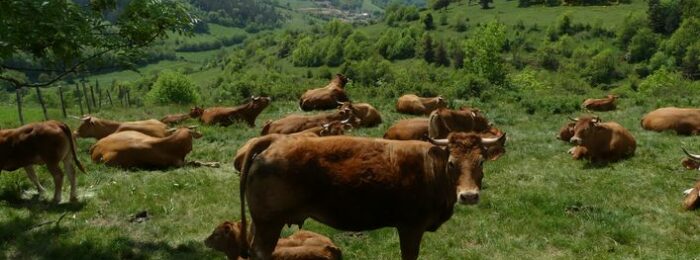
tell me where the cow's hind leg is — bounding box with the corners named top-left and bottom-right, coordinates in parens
top-left (397, 226), bottom-right (425, 260)
top-left (24, 166), bottom-right (46, 195)
top-left (46, 163), bottom-right (64, 204)
top-left (251, 221), bottom-right (284, 260)
top-left (63, 157), bottom-right (78, 203)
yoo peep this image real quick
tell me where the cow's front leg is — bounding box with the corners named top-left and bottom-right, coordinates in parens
top-left (397, 226), bottom-right (424, 260)
top-left (24, 166), bottom-right (46, 195)
top-left (570, 146), bottom-right (587, 160)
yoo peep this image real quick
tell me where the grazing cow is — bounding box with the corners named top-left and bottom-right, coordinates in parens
top-left (200, 96), bottom-right (271, 127)
top-left (641, 107), bottom-right (700, 135)
top-left (234, 121), bottom-right (352, 172)
top-left (205, 221), bottom-right (342, 260)
top-left (339, 101), bottom-right (382, 127)
top-left (428, 107), bottom-right (490, 139)
top-left (556, 122), bottom-right (576, 142)
top-left (261, 105), bottom-right (358, 135)
top-left (582, 94), bottom-right (618, 111)
top-left (89, 128), bottom-right (202, 169)
top-left (160, 106), bottom-right (204, 125)
top-left (568, 116), bottom-right (636, 161)
top-left (682, 179), bottom-right (700, 210)
top-left (0, 121), bottom-right (85, 203)
top-left (75, 116), bottom-right (168, 140)
top-left (238, 132), bottom-right (505, 259)
top-left (299, 74), bottom-right (350, 111)
top-left (396, 94), bottom-right (447, 115)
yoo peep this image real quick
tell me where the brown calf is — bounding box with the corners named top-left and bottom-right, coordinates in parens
top-left (0, 121), bottom-right (85, 203)
top-left (339, 101), bottom-right (382, 127)
top-left (75, 116), bottom-right (168, 139)
top-left (568, 116), bottom-right (636, 162)
top-left (299, 74), bottom-right (350, 111)
top-left (261, 105), bottom-right (358, 135)
top-left (582, 94), bottom-right (618, 111)
top-left (205, 221), bottom-right (342, 260)
top-left (200, 96), bottom-right (271, 127)
top-left (396, 94), bottom-right (447, 115)
top-left (160, 106), bottom-right (204, 125)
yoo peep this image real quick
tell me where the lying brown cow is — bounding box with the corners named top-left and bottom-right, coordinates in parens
top-left (396, 94), bottom-right (447, 115)
top-left (238, 132), bottom-right (505, 259)
top-left (556, 122), bottom-right (576, 142)
top-left (200, 96), bottom-right (271, 127)
top-left (234, 121), bottom-right (351, 172)
top-left (261, 106), bottom-right (358, 135)
top-left (339, 101), bottom-right (382, 127)
top-left (582, 94), bottom-right (618, 111)
top-left (383, 118), bottom-right (430, 140)
top-left (0, 121), bottom-right (85, 203)
top-left (160, 107), bottom-right (204, 125)
top-left (89, 128), bottom-right (201, 169)
top-left (682, 179), bottom-right (700, 210)
top-left (641, 107), bottom-right (700, 135)
top-left (299, 74), bottom-right (350, 111)
top-left (76, 116), bottom-right (168, 139)
top-left (428, 107), bottom-right (490, 138)
top-left (205, 221), bottom-right (342, 260)
top-left (568, 116), bottom-right (636, 162)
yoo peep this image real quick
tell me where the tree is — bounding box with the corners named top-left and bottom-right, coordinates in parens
top-left (463, 21), bottom-right (507, 84)
top-left (434, 41), bottom-right (450, 67)
top-left (0, 0), bottom-right (194, 123)
top-left (432, 0), bottom-right (450, 10)
top-left (420, 33), bottom-right (435, 63)
top-left (146, 70), bottom-right (199, 105)
top-left (423, 13), bottom-right (435, 30)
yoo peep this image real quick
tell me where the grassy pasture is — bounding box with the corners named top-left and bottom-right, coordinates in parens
top-left (1, 95), bottom-right (700, 259)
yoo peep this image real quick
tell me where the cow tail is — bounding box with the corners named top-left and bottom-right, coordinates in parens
top-left (59, 122), bottom-right (86, 174)
top-left (239, 135), bottom-right (279, 258)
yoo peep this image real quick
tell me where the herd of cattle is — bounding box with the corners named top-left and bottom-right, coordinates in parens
top-left (1, 73), bottom-right (700, 259)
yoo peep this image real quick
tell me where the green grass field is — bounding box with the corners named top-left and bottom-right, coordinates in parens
top-left (1, 95), bottom-right (700, 258)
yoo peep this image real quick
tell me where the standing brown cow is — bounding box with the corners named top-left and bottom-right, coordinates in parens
top-left (160, 106), bottom-right (204, 125)
top-left (89, 128), bottom-right (202, 169)
top-left (238, 132), bottom-right (505, 259)
top-left (200, 96), bottom-right (271, 127)
top-left (641, 107), bottom-right (700, 135)
top-left (75, 116), bottom-right (168, 139)
top-left (568, 116), bottom-right (636, 162)
top-left (205, 220), bottom-right (342, 260)
top-left (339, 101), bottom-right (382, 127)
top-left (582, 94), bottom-right (618, 111)
top-left (0, 121), bottom-right (85, 203)
top-left (396, 94), bottom-right (447, 115)
top-left (299, 74), bottom-right (349, 111)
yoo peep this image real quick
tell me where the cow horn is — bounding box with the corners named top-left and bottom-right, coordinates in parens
top-left (340, 118), bottom-right (351, 124)
top-left (427, 137), bottom-right (449, 146)
top-left (568, 117), bottom-right (578, 122)
top-left (186, 125), bottom-right (198, 129)
top-left (683, 148), bottom-right (700, 161)
top-left (482, 133), bottom-right (506, 145)
top-left (69, 115), bottom-right (81, 120)
top-left (166, 128), bottom-right (177, 134)
top-left (592, 116), bottom-right (601, 123)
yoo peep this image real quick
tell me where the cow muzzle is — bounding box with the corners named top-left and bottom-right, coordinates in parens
top-left (570, 136), bottom-right (582, 145)
top-left (458, 191), bottom-right (480, 205)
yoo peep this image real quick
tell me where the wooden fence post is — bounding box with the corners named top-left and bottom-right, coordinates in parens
top-left (106, 90), bottom-right (113, 106)
top-left (16, 87), bottom-right (24, 125)
top-left (96, 80), bottom-right (102, 109)
top-left (58, 86), bottom-right (67, 118)
top-left (89, 82), bottom-right (97, 111)
top-left (81, 82), bottom-right (92, 113)
top-left (35, 86), bottom-right (49, 120)
top-left (76, 83), bottom-right (85, 115)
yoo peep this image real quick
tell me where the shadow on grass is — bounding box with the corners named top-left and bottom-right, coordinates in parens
top-left (0, 190), bottom-right (86, 213)
top-left (0, 214), bottom-right (218, 259)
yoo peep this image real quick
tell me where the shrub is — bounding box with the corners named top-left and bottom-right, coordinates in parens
top-left (627, 28), bottom-right (658, 63)
top-left (453, 74), bottom-right (491, 99)
top-left (146, 71), bottom-right (198, 105)
top-left (584, 48), bottom-right (620, 85)
top-left (463, 21), bottom-right (508, 85)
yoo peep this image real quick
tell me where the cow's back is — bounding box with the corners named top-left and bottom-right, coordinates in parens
top-left (91, 131), bottom-right (175, 168)
top-left (201, 107), bottom-right (236, 125)
top-left (604, 122), bottom-right (636, 158)
top-left (118, 119), bottom-right (168, 137)
top-left (396, 95), bottom-right (424, 114)
top-left (0, 121), bottom-right (70, 171)
top-left (383, 118), bottom-right (429, 140)
top-left (300, 88), bottom-right (347, 111)
top-left (248, 136), bottom-right (451, 231)
top-left (642, 107), bottom-right (700, 134)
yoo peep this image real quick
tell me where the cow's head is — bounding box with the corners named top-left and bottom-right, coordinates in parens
top-left (250, 96), bottom-right (272, 110)
top-left (336, 102), bottom-right (361, 126)
top-left (607, 94), bottom-right (619, 100)
top-left (569, 116), bottom-right (601, 145)
top-left (557, 122), bottom-right (576, 142)
top-left (428, 132), bottom-right (506, 205)
top-left (189, 106), bottom-right (204, 118)
top-left (682, 148), bottom-right (700, 170)
top-left (334, 73), bottom-right (349, 87)
top-left (435, 96), bottom-right (448, 108)
top-left (75, 116), bottom-right (107, 138)
top-left (204, 221), bottom-right (246, 259)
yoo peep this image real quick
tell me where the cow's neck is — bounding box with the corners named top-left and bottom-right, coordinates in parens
top-left (94, 120), bottom-right (121, 139)
top-left (327, 78), bottom-right (344, 89)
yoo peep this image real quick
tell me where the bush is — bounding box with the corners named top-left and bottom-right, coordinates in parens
top-left (146, 71), bottom-right (199, 105)
top-left (584, 48), bottom-right (621, 85)
top-left (453, 74), bottom-right (491, 99)
top-left (627, 28), bottom-right (658, 63)
top-left (463, 21), bottom-right (508, 85)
